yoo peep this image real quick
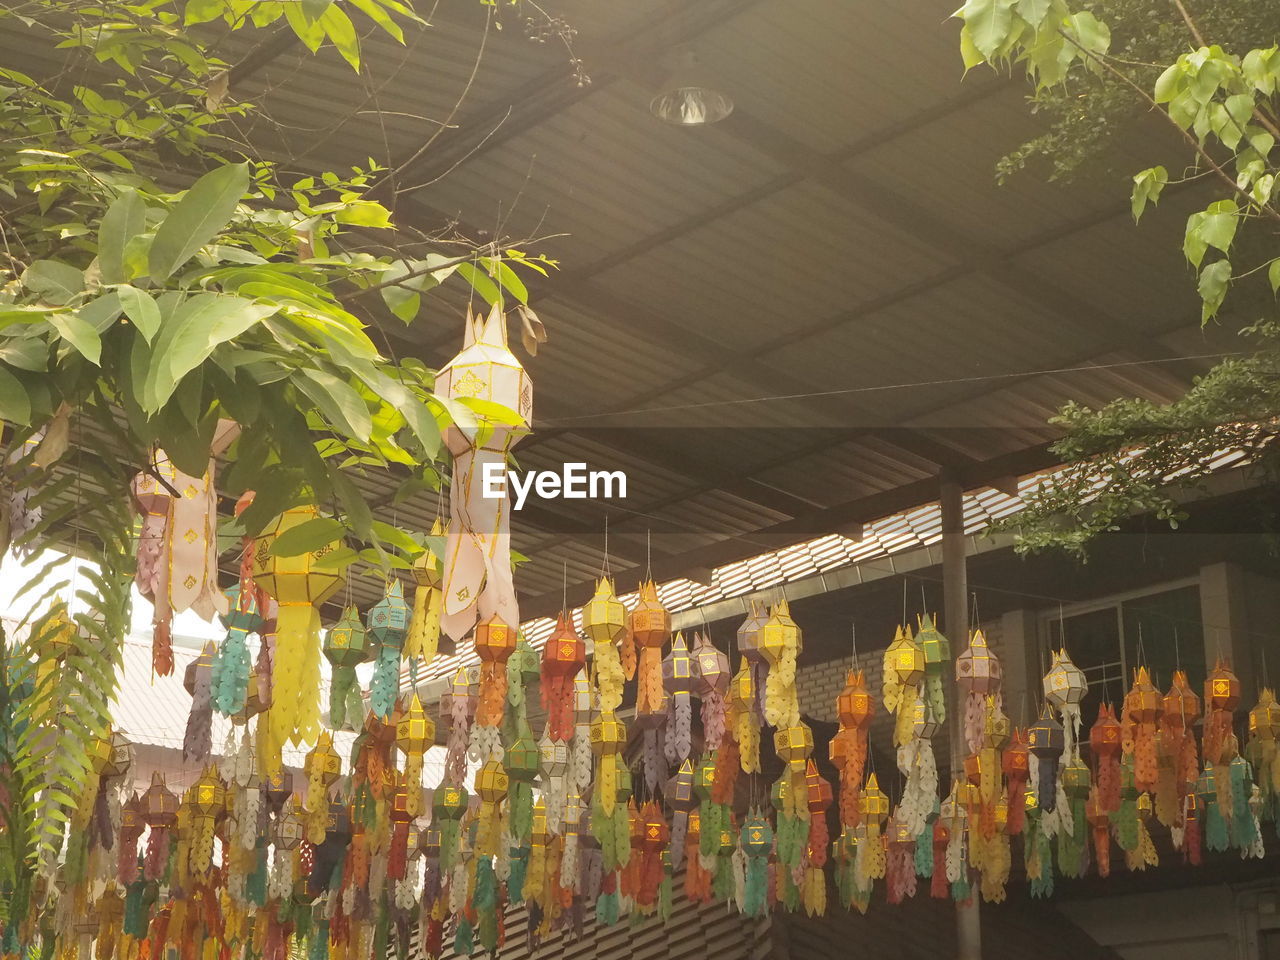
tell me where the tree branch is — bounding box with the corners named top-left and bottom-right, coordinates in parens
top-left (1062, 31), bottom-right (1280, 224)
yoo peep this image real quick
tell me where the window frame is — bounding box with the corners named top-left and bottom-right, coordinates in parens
top-left (1034, 575), bottom-right (1202, 694)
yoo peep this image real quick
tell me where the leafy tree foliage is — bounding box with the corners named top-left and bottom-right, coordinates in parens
top-left (0, 0), bottom-right (548, 923)
top-left (954, 0), bottom-right (1280, 554)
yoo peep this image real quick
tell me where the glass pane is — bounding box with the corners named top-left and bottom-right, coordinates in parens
top-left (1048, 606), bottom-right (1123, 720)
top-left (1122, 585), bottom-right (1205, 694)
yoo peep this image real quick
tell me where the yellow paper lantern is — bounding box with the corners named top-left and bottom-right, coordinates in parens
top-left (250, 505), bottom-right (345, 760)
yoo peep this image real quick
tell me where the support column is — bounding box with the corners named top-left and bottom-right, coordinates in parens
top-left (941, 472), bottom-right (982, 960)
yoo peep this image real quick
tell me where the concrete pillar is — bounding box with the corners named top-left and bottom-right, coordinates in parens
top-left (1000, 607), bottom-right (1042, 729)
top-left (1199, 562), bottom-right (1256, 699)
top-left (941, 473), bottom-right (981, 960)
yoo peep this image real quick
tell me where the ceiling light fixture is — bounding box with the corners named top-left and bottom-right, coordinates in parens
top-left (649, 48), bottom-right (733, 126)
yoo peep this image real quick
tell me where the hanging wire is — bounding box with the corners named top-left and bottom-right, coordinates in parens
top-left (598, 514), bottom-right (611, 579)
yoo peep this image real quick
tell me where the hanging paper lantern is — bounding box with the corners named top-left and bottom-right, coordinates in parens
top-left (690, 631), bottom-right (728, 753)
top-left (182, 640), bottom-right (217, 765)
top-left (774, 722), bottom-right (814, 780)
top-left (833, 669), bottom-right (873, 830)
top-left (632, 580), bottom-right (670, 729)
top-left (367, 580), bottom-right (410, 719)
top-left (189, 766), bottom-right (226, 876)
top-left (727, 657), bottom-right (761, 774)
top-left (663, 631), bottom-right (695, 768)
top-left (1125, 666), bottom-right (1161, 791)
top-left (324, 604), bottom-right (374, 730)
top-left (957, 629), bottom-right (1002, 756)
top-left (737, 599), bottom-right (769, 719)
top-left (250, 505), bottom-right (345, 761)
top-left (590, 710), bottom-right (627, 817)
top-left (406, 516), bottom-right (444, 662)
top-left (302, 731), bottom-right (342, 844)
top-left (116, 793), bottom-right (145, 887)
top-left (1204, 657), bottom-right (1241, 766)
top-left (212, 582), bottom-right (265, 717)
top-left (473, 613), bottom-right (516, 747)
top-left (1043, 648), bottom-right (1087, 761)
top-left (760, 599), bottom-right (801, 730)
top-left (1028, 705), bottom-right (1064, 813)
top-left (474, 759), bottom-right (510, 857)
top-left (740, 812), bottom-right (772, 917)
top-left (1002, 730), bottom-right (1030, 835)
top-left (538, 732), bottom-right (571, 836)
top-left (262, 767), bottom-right (292, 814)
top-left (541, 611), bottom-right (585, 742)
top-left (917, 613), bottom-right (951, 664)
top-left (664, 759), bottom-right (696, 871)
top-left (436, 303), bottom-right (532, 640)
top-left (1089, 703), bottom-right (1123, 813)
top-left (1246, 689), bottom-right (1280, 814)
top-left (978, 697), bottom-right (1010, 812)
top-left (141, 771), bottom-right (178, 881)
top-left (132, 437), bottom-right (233, 676)
top-left (395, 691), bottom-right (436, 818)
top-left (883, 624), bottom-right (926, 750)
top-left (1158, 669), bottom-right (1202, 831)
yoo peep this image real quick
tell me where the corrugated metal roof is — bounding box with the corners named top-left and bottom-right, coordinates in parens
top-left (2, 0), bottom-right (1231, 619)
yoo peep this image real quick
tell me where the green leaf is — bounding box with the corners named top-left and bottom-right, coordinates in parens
top-left (959, 0), bottom-right (1017, 61)
top-left (958, 23), bottom-right (985, 70)
top-left (327, 464), bottom-right (373, 540)
top-left (148, 163), bottom-right (249, 281)
top-left (22, 261), bottom-right (83, 305)
top-left (1130, 165), bottom-right (1167, 222)
top-left (494, 260), bottom-right (529, 304)
top-left (295, 368), bottom-right (374, 442)
top-left (455, 262), bottom-right (501, 304)
top-left (117, 285), bottom-right (161, 342)
top-left (1269, 259), bottom-right (1280, 295)
top-left (347, 0), bottom-right (404, 42)
top-left (268, 516), bottom-right (345, 557)
top-left (79, 292), bottom-right (123, 333)
top-left (49, 312), bottom-right (102, 365)
top-left (333, 199), bottom-right (391, 228)
top-left (144, 293), bottom-right (276, 412)
top-left (0, 366), bottom-right (31, 424)
top-left (98, 189), bottom-right (145, 284)
top-left (284, 1), bottom-right (327, 52)
top-left (1014, 0), bottom-right (1051, 27)
top-left (1197, 259), bottom-right (1231, 322)
top-left (0, 337), bottom-right (47, 372)
top-left (1199, 199), bottom-right (1239, 255)
top-left (1064, 12), bottom-right (1109, 56)
top-left (1154, 63), bottom-right (1183, 103)
top-left (320, 4), bottom-right (361, 69)
top-left (1242, 46), bottom-right (1279, 96)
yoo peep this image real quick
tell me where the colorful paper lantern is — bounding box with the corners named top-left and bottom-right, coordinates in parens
top-left (250, 505), bottom-right (344, 761)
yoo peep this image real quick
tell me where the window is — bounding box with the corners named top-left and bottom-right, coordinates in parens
top-left (1043, 583), bottom-right (1205, 722)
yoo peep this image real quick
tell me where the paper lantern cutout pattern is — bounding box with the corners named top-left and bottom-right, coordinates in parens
top-left (435, 303), bottom-right (532, 641)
